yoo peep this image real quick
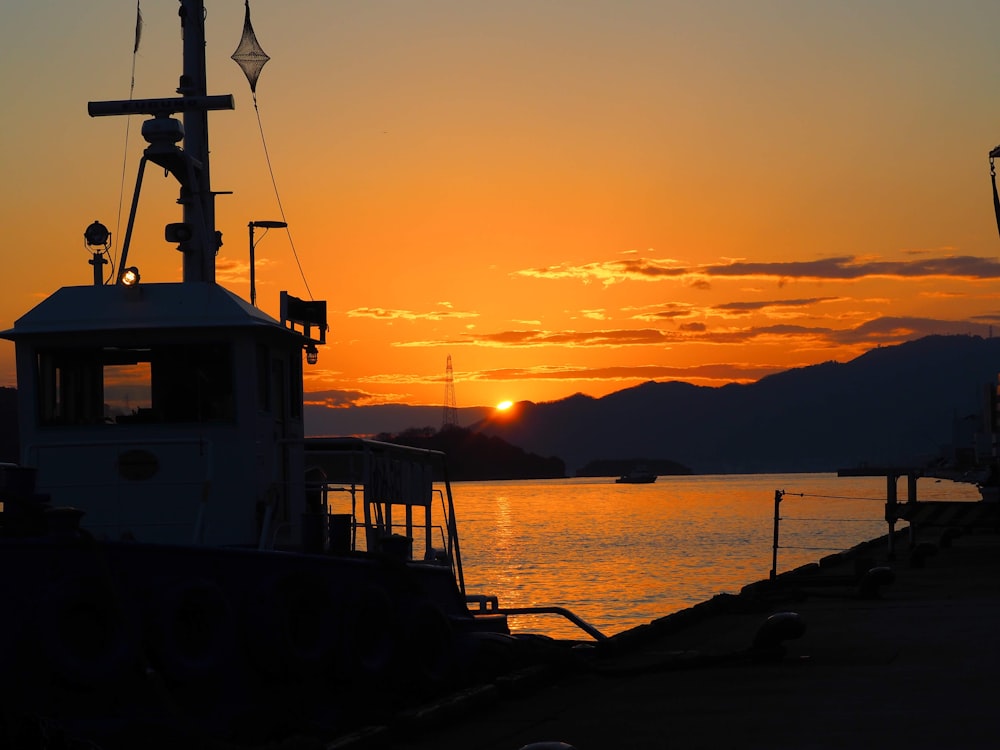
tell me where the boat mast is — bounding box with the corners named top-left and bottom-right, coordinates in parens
top-left (88, 0), bottom-right (233, 286)
top-left (179, 0), bottom-right (216, 284)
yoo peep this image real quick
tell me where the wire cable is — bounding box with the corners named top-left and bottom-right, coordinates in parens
top-left (113, 2), bottom-right (143, 283)
top-left (252, 95), bottom-right (315, 300)
top-left (783, 491), bottom-right (884, 502)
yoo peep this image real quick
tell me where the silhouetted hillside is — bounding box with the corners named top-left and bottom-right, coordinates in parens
top-left (474, 335), bottom-right (1000, 474)
top-left (374, 426), bottom-right (565, 481)
top-left (576, 458), bottom-right (692, 478)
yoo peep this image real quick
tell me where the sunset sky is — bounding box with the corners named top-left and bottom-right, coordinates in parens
top-left (5, 1), bottom-right (1000, 419)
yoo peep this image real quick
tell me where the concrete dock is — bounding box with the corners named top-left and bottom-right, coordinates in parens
top-left (349, 526), bottom-right (999, 750)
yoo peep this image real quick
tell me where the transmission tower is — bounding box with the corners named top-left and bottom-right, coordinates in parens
top-left (442, 355), bottom-right (458, 430)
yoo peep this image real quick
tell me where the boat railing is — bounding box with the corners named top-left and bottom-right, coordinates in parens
top-left (309, 483), bottom-right (452, 558)
top-left (364, 518), bottom-right (451, 557)
top-left (466, 593), bottom-right (607, 642)
top-left (303, 437), bottom-right (466, 593)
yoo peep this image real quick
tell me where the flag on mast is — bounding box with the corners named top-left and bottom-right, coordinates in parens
top-left (134, 2), bottom-right (143, 54)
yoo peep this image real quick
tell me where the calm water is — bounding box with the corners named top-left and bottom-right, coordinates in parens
top-left (445, 473), bottom-right (981, 638)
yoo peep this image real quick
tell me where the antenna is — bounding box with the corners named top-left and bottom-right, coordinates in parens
top-left (442, 355), bottom-right (458, 431)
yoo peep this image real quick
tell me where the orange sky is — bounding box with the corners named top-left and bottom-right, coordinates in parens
top-left (4, 1), bottom-right (1000, 415)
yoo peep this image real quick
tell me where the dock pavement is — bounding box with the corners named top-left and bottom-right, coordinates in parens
top-left (339, 526), bottom-right (1000, 750)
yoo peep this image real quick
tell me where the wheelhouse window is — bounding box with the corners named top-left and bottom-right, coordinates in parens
top-left (37, 342), bottom-right (234, 426)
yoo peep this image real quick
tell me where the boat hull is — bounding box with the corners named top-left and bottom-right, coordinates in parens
top-left (0, 532), bottom-right (490, 745)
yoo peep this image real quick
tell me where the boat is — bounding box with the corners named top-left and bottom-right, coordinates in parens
top-left (616, 467), bottom-right (657, 484)
top-left (0, 3), bottom-right (568, 745)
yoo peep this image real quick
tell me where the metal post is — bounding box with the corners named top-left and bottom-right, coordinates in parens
top-left (89, 252), bottom-right (107, 286)
top-left (248, 222), bottom-right (256, 306)
top-left (770, 489), bottom-right (783, 580)
top-left (249, 220), bottom-right (287, 307)
top-left (885, 474), bottom-right (898, 559)
top-left (906, 472), bottom-right (918, 548)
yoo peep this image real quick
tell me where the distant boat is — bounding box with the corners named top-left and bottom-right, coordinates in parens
top-left (616, 467), bottom-right (657, 484)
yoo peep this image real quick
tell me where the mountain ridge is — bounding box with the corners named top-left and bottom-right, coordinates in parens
top-left (471, 335), bottom-right (1000, 474)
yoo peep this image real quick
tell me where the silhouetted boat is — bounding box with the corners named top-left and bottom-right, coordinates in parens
top-left (0, 3), bottom-right (593, 745)
top-left (616, 467), bottom-right (657, 484)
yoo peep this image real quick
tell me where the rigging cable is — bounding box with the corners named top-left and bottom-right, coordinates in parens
top-left (232, 0), bottom-right (315, 301)
top-left (111, 1), bottom-right (144, 284)
top-left (251, 96), bottom-right (314, 301)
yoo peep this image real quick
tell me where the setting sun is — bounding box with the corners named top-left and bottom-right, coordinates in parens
top-left (496, 400), bottom-right (513, 411)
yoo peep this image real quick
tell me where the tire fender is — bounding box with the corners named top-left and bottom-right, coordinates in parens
top-left (145, 578), bottom-right (236, 684)
top-left (246, 572), bottom-right (339, 680)
top-left (37, 577), bottom-right (136, 688)
top-left (343, 586), bottom-right (399, 681)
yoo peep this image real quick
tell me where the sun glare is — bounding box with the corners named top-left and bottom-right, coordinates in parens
top-left (496, 400), bottom-right (513, 411)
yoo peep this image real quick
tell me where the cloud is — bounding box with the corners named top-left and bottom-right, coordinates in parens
top-left (468, 362), bottom-right (784, 384)
top-left (215, 256), bottom-right (254, 285)
top-left (827, 316), bottom-right (991, 344)
top-left (304, 389), bottom-right (371, 408)
top-left (305, 388), bottom-right (414, 408)
top-left (626, 302), bottom-right (696, 321)
top-left (705, 256), bottom-right (1000, 281)
top-left (670, 317), bottom-right (991, 346)
top-left (347, 307), bottom-right (479, 321)
top-left (392, 314), bottom-right (989, 353)
top-left (517, 254), bottom-right (1000, 286)
top-left (920, 290), bottom-right (967, 299)
top-left (686, 324), bottom-right (835, 345)
top-left (627, 297), bottom-right (844, 324)
top-left (517, 257), bottom-right (687, 286)
top-left (398, 328), bottom-right (673, 348)
top-left (712, 297), bottom-right (840, 313)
